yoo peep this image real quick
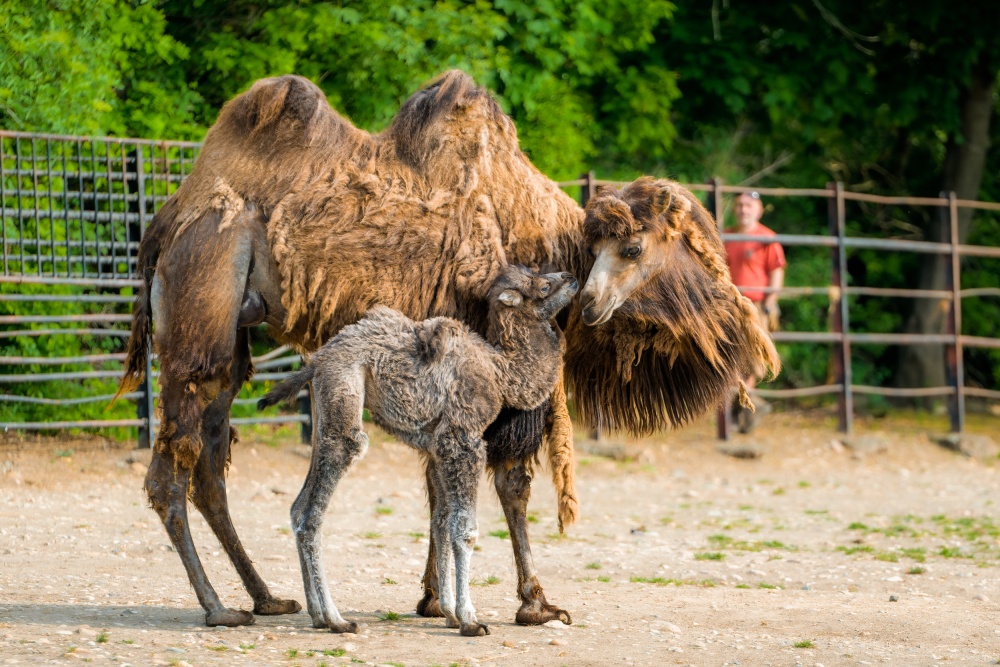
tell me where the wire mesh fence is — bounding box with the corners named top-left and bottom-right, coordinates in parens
top-left (0, 131), bottom-right (307, 444)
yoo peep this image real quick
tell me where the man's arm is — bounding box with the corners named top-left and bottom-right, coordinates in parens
top-left (764, 266), bottom-right (784, 314)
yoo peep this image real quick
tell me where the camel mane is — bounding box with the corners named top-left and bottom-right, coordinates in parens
top-left (566, 177), bottom-right (781, 435)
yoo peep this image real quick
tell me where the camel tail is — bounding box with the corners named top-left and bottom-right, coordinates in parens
top-left (114, 226), bottom-right (161, 403)
top-left (257, 365), bottom-right (315, 410)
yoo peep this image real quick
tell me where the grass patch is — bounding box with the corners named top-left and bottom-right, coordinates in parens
top-left (383, 577), bottom-right (397, 585)
top-left (805, 509), bottom-right (828, 515)
top-left (488, 529), bottom-right (510, 539)
top-left (527, 513), bottom-right (539, 523)
top-left (475, 575), bottom-right (501, 586)
top-left (798, 481), bottom-right (811, 488)
top-left (585, 562), bottom-right (602, 570)
top-left (875, 551), bottom-right (899, 563)
top-left (793, 640), bottom-right (815, 648)
top-left (836, 545), bottom-right (875, 556)
top-left (408, 531), bottom-right (425, 542)
top-left (848, 522), bottom-right (870, 531)
top-left (375, 506), bottom-right (393, 516)
top-left (363, 532), bottom-right (382, 539)
top-left (379, 611), bottom-right (403, 621)
top-left (757, 582), bottom-right (781, 589)
top-left (207, 645), bottom-right (227, 651)
top-left (938, 546), bottom-right (973, 559)
top-left (900, 547), bottom-right (927, 562)
top-left (735, 583), bottom-right (751, 589)
top-left (694, 552), bottom-right (725, 561)
top-left (276, 526), bottom-right (291, 536)
top-left (597, 575), bottom-right (611, 583)
top-left (630, 576), bottom-right (716, 587)
top-left (907, 566), bottom-right (926, 575)
top-left (121, 640), bottom-right (134, 645)
top-left (286, 648), bottom-right (299, 658)
top-left (707, 534), bottom-right (796, 552)
top-left (95, 632), bottom-right (108, 644)
top-left (772, 487), bottom-right (786, 496)
top-left (323, 648), bottom-right (346, 657)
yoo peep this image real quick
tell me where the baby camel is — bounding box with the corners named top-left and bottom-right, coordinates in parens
top-left (258, 266), bottom-right (577, 636)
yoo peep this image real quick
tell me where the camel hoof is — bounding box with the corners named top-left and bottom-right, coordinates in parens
top-left (206, 608), bottom-right (256, 627)
top-left (416, 593), bottom-right (444, 617)
top-left (515, 602), bottom-right (572, 626)
top-left (444, 616), bottom-right (460, 629)
top-left (460, 622), bottom-right (490, 637)
top-left (254, 598), bottom-right (302, 615)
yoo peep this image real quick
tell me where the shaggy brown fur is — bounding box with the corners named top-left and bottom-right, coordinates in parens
top-left (117, 71), bottom-right (774, 628)
top-left (568, 177), bottom-right (780, 434)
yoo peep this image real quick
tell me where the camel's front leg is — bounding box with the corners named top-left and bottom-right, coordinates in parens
top-left (493, 461), bottom-right (572, 626)
top-left (416, 459), bottom-right (444, 618)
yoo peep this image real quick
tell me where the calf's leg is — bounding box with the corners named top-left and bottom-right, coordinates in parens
top-left (433, 431), bottom-right (489, 637)
top-left (290, 377), bottom-right (367, 632)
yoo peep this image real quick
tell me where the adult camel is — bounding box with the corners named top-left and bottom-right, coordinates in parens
top-left (117, 70), bottom-right (777, 628)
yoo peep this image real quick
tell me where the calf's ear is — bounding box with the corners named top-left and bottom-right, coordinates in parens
top-left (651, 186), bottom-right (673, 217)
top-left (497, 290), bottom-right (522, 307)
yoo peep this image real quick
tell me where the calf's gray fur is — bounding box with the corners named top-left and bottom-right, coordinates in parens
top-left (258, 266), bottom-right (577, 636)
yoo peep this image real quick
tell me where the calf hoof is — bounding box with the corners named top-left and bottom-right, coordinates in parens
top-left (515, 602), bottom-right (572, 626)
top-left (206, 608), bottom-right (256, 627)
top-left (313, 619), bottom-right (359, 634)
top-left (460, 622), bottom-right (490, 637)
top-left (254, 598), bottom-right (302, 615)
top-left (416, 592), bottom-right (444, 617)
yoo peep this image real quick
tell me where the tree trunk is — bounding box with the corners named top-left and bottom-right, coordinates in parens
top-left (898, 54), bottom-right (995, 392)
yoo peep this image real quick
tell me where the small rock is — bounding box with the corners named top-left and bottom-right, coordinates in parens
top-left (543, 620), bottom-right (569, 628)
top-left (931, 433), bottom-right (1000, 459)
top-left (502, 640), bottom-right (517, 648)
top-left (663, 622), bottom-right (681, 634)
top-left (549, 639), bottom-right (566, 646)
top-left (165, 647), bottom-right (185, 653)
top-left (802, 585), bottom-right (811, 591)
top-left (75, 626), bottom-right (95, 638)
top-left (342, 642), bottom-right (357, 652)
top-left (828, 439), bottom-right (845, 453)
top-left (889, 595), bottom-right (899, 602)
top-left (841, 435), bottom-right (888, 456)
top-left (270, 486), bottom-right (290, 496)
top-left (668, 646), bottom-right (684, 653)
top-left (717, 443), bottom-right (764, 459)
top-left (972, 593), bottom-right (990, 602)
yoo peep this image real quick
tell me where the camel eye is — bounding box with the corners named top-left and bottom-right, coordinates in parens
top-left (538, 283), bottom-right (551, 297)
top-left (620, 244), bottom-right (642, 259)
top-left (586, 245), bottom-right (595, 257)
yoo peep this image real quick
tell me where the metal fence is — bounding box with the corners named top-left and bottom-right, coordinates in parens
top-left (565, 173), bottom-right (1000, 438)
top-left (2, 131), bottom-right (998, 443)
top-left (0, 131), bottom-right (307, 446)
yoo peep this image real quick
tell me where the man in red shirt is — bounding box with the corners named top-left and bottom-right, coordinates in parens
top-left (724, 191), bottom-right (785, 432)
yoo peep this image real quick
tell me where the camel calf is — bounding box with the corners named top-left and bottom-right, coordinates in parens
top-left (258, 265), bottom-right (577, 636)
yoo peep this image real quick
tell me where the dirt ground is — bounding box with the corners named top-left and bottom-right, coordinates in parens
top-left (1, 412), bottom-right (999, 667)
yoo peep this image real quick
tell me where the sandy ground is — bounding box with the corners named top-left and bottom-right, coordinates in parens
top-left (1, 413), bottom-right (999, 667)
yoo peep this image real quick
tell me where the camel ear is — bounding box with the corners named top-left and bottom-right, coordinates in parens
top-left (651, 187), bottom-right (673, 216)
top-left (497, 290), bottom-right (522, 307)
top-left (594, 184), bottom-right (616, 198)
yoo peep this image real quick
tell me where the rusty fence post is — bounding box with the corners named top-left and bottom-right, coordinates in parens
top-left (828, 182), bottom-right (853, 433)
top-left (944, 191), bottom-right (965, 433)
top-left (707, 178), bottom-right (732, 440)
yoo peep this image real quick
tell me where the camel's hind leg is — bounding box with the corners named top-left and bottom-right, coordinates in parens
top-left (190, 328), bottom-right (301, 617)
top-left (290, 369), bottom-right (368, 633)
top-left (146, 370), bottom-right (254, 627)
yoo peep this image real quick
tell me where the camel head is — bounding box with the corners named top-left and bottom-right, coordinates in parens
top-left (488, 265), bottom-right (579, 335)
top-left (579, 179), bottom-right (677, 326)
top-left (566, 176), bottom-right (780, 435)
